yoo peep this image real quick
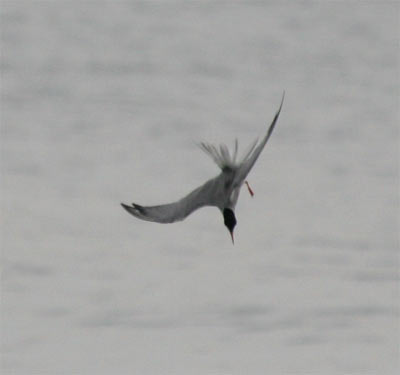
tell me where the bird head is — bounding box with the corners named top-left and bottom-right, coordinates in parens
top-left (223, 208), bottom-right (237, 244)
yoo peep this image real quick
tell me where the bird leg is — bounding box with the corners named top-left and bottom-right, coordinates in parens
top-left (245, 181), bottom-right (254, 197)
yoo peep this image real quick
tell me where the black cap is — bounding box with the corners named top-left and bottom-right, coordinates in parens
top-left (223, 208), bottom-right (237, 242)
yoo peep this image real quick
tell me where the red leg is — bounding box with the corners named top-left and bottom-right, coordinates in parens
top-left (245, 181), bottom-right (254, 197)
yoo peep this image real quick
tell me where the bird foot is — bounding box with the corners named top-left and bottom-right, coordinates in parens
top-left (245, 181), bottom-right (254, 197)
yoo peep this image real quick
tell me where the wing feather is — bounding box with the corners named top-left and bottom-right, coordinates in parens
top-left (121, 176), bottom-right (221, 223)
top-left (235, 92), bottom-right (284, 183)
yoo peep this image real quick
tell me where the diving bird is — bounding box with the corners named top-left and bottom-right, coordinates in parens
top-left (121, 93), bottom-right (284, 243)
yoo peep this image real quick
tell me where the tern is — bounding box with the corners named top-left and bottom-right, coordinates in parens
top-left (121, 93), bottom-right (284, 243)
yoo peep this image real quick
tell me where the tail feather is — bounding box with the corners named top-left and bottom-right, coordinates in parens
top-left (199, 92), bottom-right (284, 173)
top-left (199, 141), bottom-right (237, 170)
top-left (199, 135), bottom-right (261, 171)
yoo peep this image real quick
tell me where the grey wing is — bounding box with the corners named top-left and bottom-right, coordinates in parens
top-left (121, 176), bottom-right (220, 223)
top-left (235, 92), bottom-right (284, 184)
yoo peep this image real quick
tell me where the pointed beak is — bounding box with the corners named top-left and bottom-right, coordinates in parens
top-left (230, 230), bottom-right (234, 245)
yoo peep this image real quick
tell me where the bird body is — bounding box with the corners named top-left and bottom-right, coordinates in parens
top-left (121, 93), bottom-right (285, 242)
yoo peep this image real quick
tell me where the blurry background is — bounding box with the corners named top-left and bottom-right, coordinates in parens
top-left (1, 1), bottom-right (398, 374)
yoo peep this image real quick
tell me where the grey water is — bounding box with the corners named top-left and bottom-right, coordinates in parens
top-left (1, 1), bottom-right (399, 374)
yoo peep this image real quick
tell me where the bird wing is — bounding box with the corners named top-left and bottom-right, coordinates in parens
top-left (121, 175), bottom-right (221, 223)
top-left (234, 92), bottom-right (284, 184)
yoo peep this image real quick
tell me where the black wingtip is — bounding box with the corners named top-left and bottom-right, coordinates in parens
top-left (131, 202), bottom-right (145, 214)
top-left (272, 91), bottom-right (285, 122)
top-left (121, 203), bottom-right (131, 211)
top-left (265, 92), bottom-right (285, 139)
top-left (121, 203), bottom-right (144, 218)
top-left (278, 91), bottom-right (285, 114)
